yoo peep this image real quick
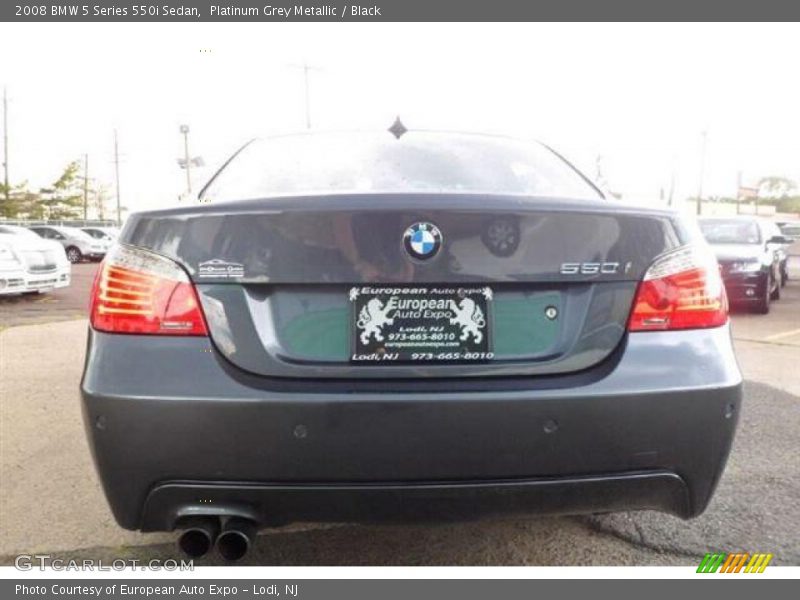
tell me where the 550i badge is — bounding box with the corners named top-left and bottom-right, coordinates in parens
top-left (560, 261), bottom-right (623, 275)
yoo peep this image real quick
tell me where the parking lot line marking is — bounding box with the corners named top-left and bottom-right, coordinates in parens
top-left (732, 336), bottom-right (800, 347)
top-left (763, 327), bottom-right (800, 342)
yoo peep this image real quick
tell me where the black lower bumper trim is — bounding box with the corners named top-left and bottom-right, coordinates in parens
top-left (141, 471), bottom-right (691, 531)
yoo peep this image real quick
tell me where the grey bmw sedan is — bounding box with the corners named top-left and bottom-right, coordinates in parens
top-left (80, 130), bottom-right (741, 560)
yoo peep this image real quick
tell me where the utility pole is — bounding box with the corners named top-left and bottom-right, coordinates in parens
top-left (594, 154), bottom-right (603, 184)
top-left (736, 170), bottom-right (742, 215)
top-left (289, 61), bottom-right (322, 129)
top-left (180, 124), bottom-right (191, 196)
top-left (696, 131), bottom-right (707, 216)
top-left (114, 129), bottom-right (122, 225)
top-left (3, 86), bottom-right (9, 204)
top-left (667, 156), bottom-right (676, 208)
top-left (83, 154), bottom-right (89, 220)
top-left (302, 63), bottom-right (311, 129)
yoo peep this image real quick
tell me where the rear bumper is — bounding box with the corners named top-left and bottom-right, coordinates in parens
top-left (141, 472), bottom-right (690, 531)
top-left (80, 325), bottom-right (742, 531)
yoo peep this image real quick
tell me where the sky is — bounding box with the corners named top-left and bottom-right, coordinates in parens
top-left (1, 22), bottom-right (799, 215)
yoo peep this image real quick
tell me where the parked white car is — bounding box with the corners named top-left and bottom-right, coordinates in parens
top-left (28, 225), bottom-right (109, 263)
top-left (0, 225), bottom-right (71, 295)
top-left (82, 226), bottom-right (120, 242)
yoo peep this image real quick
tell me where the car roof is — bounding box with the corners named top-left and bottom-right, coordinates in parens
top-left (699, 216), bottom-right (758, 221)
top-left (31, 225), bottom-right (80, 233)
top-left (699, 216), bottom-right (767, 226)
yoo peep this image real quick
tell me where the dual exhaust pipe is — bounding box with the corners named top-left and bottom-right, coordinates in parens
top-left (178, 516), bottom-right (256, 561)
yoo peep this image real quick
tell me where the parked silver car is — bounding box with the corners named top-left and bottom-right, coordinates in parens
top-left (82, 226), bottom-right (120, 242)
top-left (778, 221), bottom-right (800, 241)
top-left (0, 225), bottom-right (71, 295)
top-left (28, 225), bottom-right (110, 263)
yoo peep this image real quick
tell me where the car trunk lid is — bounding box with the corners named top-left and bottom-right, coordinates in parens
top-left (120, 194), bottom-right (681, 379)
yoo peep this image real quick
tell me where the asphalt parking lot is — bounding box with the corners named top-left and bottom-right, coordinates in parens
top-left (1, 261), bottom-right (798, 566)
top-left (0, 262), bottom-right (97, 330)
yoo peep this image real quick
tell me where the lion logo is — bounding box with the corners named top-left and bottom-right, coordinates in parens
top-left (356, 297), bottom-right (398, 345)
top-left (449, 298), bottom-right (486, 344)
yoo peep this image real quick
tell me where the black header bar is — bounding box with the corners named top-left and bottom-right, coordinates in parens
top-left (4, 0), bottom-right (800, 22)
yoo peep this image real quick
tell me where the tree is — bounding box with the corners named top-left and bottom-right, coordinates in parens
top-left (0, 181), bottom-right (41, 219)
top-left (757, 176), bottom-right (796, 198)
top-left (38, 160), bottom-right (85, 219)
top-left (92, 184), bottom-right (111, 220)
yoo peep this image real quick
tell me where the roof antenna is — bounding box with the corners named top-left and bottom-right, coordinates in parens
top-left (388, 116), bottom-right (407, 139)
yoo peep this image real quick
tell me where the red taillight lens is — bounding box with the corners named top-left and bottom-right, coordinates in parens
top-left (628, 245), bottom-right (728, 331)
top-left (90, 245), bottom-right (207, 336)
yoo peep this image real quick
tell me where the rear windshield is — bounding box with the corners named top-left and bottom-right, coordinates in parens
top-left (699, 219), bottom-right (761, 244)
top-left (201, 132), bottom-right (603, 202)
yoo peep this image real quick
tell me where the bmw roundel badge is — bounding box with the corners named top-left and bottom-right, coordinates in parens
top-left (403, 222), bottom-right (443, 260)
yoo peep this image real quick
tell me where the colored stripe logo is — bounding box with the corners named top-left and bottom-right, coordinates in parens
top-left (697, 552), bottom-right (773, 573)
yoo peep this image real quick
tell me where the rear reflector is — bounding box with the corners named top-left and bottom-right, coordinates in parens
top-left (90, 245), bottom-right (207, 336)
top-left (628, 244), bottom-right (728, 332)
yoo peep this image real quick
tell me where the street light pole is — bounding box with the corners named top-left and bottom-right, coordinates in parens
top-left (177, 126), bottom-right (205, 203)
top-left (3, 86), bottom-right (9, 204)
top-left (303, 63), bottom-right (311, 129)
top-left (289, 62), bottom-right (322, 129)
top-left (696, 131), bottom-right (707, 216)
top-left (668, 157), bottom-right (676, 208)
top-left (114, 129), bottom-right (122, 226)
top-left (180, 124), bottom-right (192, 196)
top-left (83, 153), bottom-right (89, 220)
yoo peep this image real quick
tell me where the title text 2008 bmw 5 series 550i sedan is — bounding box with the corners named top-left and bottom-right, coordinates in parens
top-left (80, 129), bottom-right (742, 560)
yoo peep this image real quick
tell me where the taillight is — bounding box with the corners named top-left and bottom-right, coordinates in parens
top-left (628, 244), bottom-right (728, 331)
top-left (90, 245), bottom-right (208, 336)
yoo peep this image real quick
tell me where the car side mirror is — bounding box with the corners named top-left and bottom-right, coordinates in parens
top-left (768, 235), bottom-right (792, 245)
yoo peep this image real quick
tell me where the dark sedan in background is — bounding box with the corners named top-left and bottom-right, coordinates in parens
top-left (81, 130), bottom-right (742, 561)
top-left (699, 217), bottom-right (791, 314)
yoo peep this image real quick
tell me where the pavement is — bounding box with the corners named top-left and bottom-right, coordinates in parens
top-left (0, 262), bottom-right (798, 566)
top-left (0, 262), bottom-right (97, 330)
